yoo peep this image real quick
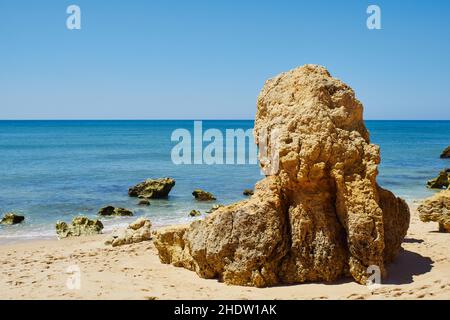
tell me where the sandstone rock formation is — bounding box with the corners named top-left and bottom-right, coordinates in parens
top-left (98, 206), bottom-right (133, 217)
top-left (153, 65), bottom-right (410, 287)
top-left (129, 178), bottom-right (175, 198)
top-left (418, 189), bottom-right (450, 232)
top-left (105, 217), bottom-right (152, 247)
top-left (427, 169), bottom-right (450, 189)
top-left (192, 189), bottom-right (216, 201)
top-left (440, 146), bottom-right (450, 159)
top-left (0, 213), bottom-right (25, 225)
top-left (56, 216), bottom-right (103, 238)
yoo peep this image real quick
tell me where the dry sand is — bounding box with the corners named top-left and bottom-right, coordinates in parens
top-left (0, 206), bottom-right (449, 300)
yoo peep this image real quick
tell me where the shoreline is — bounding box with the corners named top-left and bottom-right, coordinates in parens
top-left (1, 206), bottom-right (449, 300)
top-left (0, 198), bottom-right (428, 246)
top-left (0, 218), bottom-right (198, 247)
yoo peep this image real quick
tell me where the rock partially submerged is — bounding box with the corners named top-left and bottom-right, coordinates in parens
top-left (105, 217), bottom-right (152, 247)
top-left (206, 204), bottom-right (224, 214)
top-left (0, 213), bottom-right (25, 225)
top-left (153, 65), bottom-right (410, 287)
top-left (56, 216), bottom-right (103, 238)
top-left (138, 199), bottom-right (151, 206)
top-left (427, 169), bottom-right (450, 189)
top-left (418, 189), bottom-right (450, 232)
top-left (192, 189), bottom-right (216, 201)
top-left (98, 206), bottom-right (133, 216)
top-left (189, 210), bottom-right (201, 217)
top-left (243, 189), bottom-right (254, 196)
top-left (129, 178), bottom-right (175, 198)
top-left (440, 146), bottom-right (450, 159)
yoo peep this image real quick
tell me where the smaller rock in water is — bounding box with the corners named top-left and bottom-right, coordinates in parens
top-left (0, 213), bottom-right (25, 225)
top-left (243, 189), bottom-right (254, 196)
top-left (128, 177), bottom-right (175, 198)
top-left (189, 210), bottom-right (201, 217)
top-left (192, 189), bottom-right (216, 201)
top-left (105, 217), bottom-right (152, 247)
top-left (206, 204), bottom-right (224, 213)
top-left (138, 199), bottom-right (151, 206)
top-left (440, 146), bottom-right (450, 159)
top-left (56, 216), bottom-right (104, 238)
top-left (98, 206), bottom-right (133, 216)
top-left (427, 169), bottom-right (450, 189)
top-left (418, 189), bottom-right (450, 232)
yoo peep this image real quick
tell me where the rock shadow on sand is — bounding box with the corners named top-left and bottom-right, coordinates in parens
top-left (384, 249), bottom-right (433, 285)
top-left (402, 238), bottom-right (424, 244)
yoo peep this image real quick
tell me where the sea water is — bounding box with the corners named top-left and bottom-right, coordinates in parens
top-left (0, 120), bottom-right (449, 243)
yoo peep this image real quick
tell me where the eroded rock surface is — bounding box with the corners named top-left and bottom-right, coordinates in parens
top-left (153, 65), bottom-right (410, 287)
top-left (418, 189), bottom-right (450, 232)
top-left (105, 217), bottom-right (152, 247)
top-left (56, 216), bottom-right (103, 238)
top-left (128, 178), bottom-right (175, 199)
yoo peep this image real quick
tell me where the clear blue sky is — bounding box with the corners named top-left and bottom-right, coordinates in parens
top-left (1, 0), bottom-right (449, 120)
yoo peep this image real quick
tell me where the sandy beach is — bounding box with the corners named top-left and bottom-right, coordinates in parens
top-left (0, 206), bottom-right (448, 300)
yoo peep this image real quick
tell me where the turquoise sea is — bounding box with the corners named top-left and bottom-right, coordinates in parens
top-left (0, 120), bottom-right (449, 243)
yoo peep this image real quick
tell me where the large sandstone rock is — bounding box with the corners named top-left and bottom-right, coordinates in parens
top-left (105, 217), bottom-right (152, 247)
top-left (56, 216), bottom-right (103, 238)
top-left (128, 178), bottom-right (175, 198)
top-left (440, 146), bottom-right (450, 159)
top-left (153, 65), bottom-right (410, 287)
top-left (0, 213), bottom-right (25, 225)
top-left (418, 189), bottom-right (450, 232)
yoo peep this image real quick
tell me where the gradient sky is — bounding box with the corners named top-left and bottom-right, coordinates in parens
top-left (1, 0), bottom-right (449, 120)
